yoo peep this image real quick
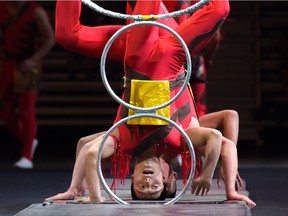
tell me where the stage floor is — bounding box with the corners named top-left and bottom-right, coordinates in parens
top-left (1, 163), bottom-right (288, 216)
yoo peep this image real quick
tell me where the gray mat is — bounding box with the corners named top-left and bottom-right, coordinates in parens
top-left (15, 179), bottom-right (252, 216)
top-left (16, 202), bottom-right (252, 216)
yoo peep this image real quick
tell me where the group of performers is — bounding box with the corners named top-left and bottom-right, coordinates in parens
top-left (44, 0), bottom-right (256, 209)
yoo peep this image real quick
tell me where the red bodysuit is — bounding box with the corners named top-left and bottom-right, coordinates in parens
top-left (55, 0), bottom-right (230, 182)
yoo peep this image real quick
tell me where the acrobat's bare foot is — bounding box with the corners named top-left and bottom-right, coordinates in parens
top-left (227, 192), bottom-right (256, 209)
top-left (45, 190), bottom-right (76, 202)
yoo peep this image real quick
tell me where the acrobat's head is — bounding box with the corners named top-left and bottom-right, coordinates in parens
top-left (130, 155), bottom-right (178, 200)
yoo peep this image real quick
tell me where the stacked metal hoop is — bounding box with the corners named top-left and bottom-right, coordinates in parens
top-left (81, 0), bottom-right (211, 21)
top-left (80, 0), bottom-right (210, 205)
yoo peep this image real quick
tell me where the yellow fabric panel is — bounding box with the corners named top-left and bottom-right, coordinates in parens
top-left (127, 79), bottom-right (170, 125)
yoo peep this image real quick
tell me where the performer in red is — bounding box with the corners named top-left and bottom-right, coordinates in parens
top-left (47, 0), bottom-right (255, 208)
top-left (0, 1), bottom-right (55, 168)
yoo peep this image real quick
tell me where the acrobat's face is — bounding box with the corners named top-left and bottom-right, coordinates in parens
top-left (131, 158), bottom-right (165, 199)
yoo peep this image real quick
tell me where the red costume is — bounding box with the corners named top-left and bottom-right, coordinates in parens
top-left (0, 1), bottom-right (42, 160)
top-left (55, 0), bottom-right (229, 183)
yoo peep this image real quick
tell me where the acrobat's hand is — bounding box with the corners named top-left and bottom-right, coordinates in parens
top-left (75, 196), bottom-right (106, 204)
top-left (191, 176), bottom-right (211, 196)
top-left (217, 166), bottom-right (244, 191)
top-left (18, 58), bottom-right (38, 74)
top-left (235, 171), bottom-right (244, 191)
top-left (216, 165), bottom-right (225, 188)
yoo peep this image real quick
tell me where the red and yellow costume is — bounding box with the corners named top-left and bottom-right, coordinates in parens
top-left (0, 1), bottom-right (42, 160)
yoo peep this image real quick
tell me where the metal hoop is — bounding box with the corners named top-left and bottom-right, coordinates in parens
top-left (81, 0), bottom-right (211, 21)
top-left (101, 20), bottom-right (192, 113)
top-left (97, 113), bottom-right (196, 205)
